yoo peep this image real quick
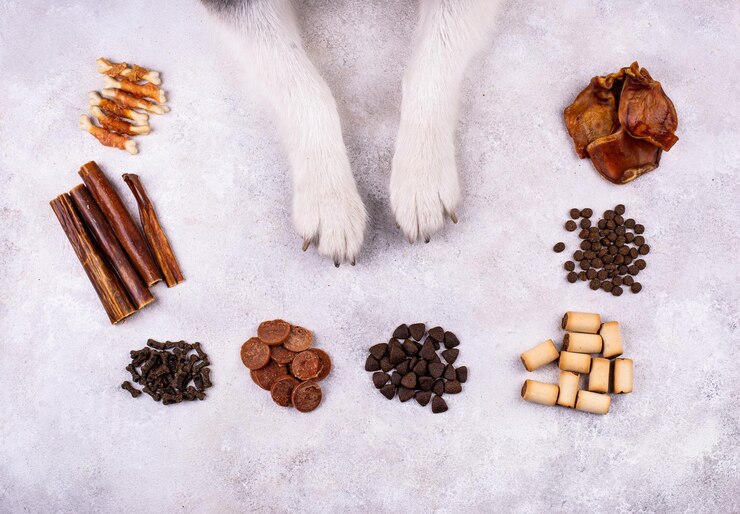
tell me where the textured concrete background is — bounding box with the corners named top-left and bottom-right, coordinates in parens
top-left (1, 1), bottom-right (739, 512)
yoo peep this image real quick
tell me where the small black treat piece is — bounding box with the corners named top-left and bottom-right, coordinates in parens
top-left (372, 372), bottom-right (390, 389)
top-left (380, 385), bottom-right (396, 400)
top-left (379, 357), bottom-right (393, 372)
top-left (396, 360), bottom-right (410, 376)
top-left (444, 380), bottom-right (462, 394)
top-left (553, 242), bottom-right (566, 253)
top-left (444, 365), bottom-right (457, 381)
top-left (431, 395), bottom-right (448, 414)
top-left (419, 339), bottom-right (437, 361)
top-left (390, 371), bottom-right (402, 387)
top-left (365, 355), bottom-right (380, 372)
top-left (369, 343), bottom-right (388, 360)
top-left (388, 341), bottom-right (407, 365)
top-left (456, 366), bottom-right (468, 383)
top-left (121, 381), bottom-right (141, 398)
top-left (401, 372), bottom-right (417, 389)
top-left (427, 326), bottom-right (445, 342)
top-left (419, 376), bottom-right (434, 391)
top-left (398, 387), bottom-right (415, 402)
top-left (402, 339), bottom-right (419, 356)
top-left (409, 323), bottom-right (426, 341)
top-left (412, 360), bottom-right (428, 376)
top-left (441, 349), bottom-right (459, 364)
top-left (415, 391), bottom-right (432, 406)
top-left (433, 379), bottom-right (445, 396)
top-left (443, 331), bottom-right (460, 349)
top-left (393, 324), bottom-right (410, 340)
top-left (428, 362), bottom-right (445, 379)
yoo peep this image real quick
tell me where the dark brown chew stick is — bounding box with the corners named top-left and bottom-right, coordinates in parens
top-left (122, 173), bottom-right (184, 288)
top-left (50, 194), bottom-right (136, 324)
top-left (69, 185), bottom-right (155, 310)
top-left (79, 162), bottom-right (161, 287)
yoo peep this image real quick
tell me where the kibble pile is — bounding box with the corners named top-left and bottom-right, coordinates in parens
top-left (121, 339), bottom-right (212, 404)
top-left (554, 205), bottom-right (649, 295)
top-left (365, 323), bottom-right (467, 414)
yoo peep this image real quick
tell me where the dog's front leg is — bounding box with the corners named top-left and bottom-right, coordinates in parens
top-left (204, 0), bottom-right (366, 265)
top-left (391, 0), bottom-right (502, 243)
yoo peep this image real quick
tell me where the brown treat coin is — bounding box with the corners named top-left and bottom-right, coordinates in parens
top-left (553, 242), bottom-right (566, 253)
top-left (251, 360), bottom-right (288, 390)
top-left (270, 376), bottom-right (300, 407)
top-left (311, 349), bottom-right (332, 381)
top-left (292, 350), bottom-right (322, 380)
top-left (283, 325), bottom-right (314, 352)
top-left (631, 282), bottom-right (643, 293)
top-left (241, 337), bottom-right (270, 370)
top-left (569, 208), bottom-right (581, 219)
top-left (565, 220), bottom-right (577, 231)
top-left (567, 272), bottom-right (578, 283)
top-left (581, 208), bottom-right (593, 218)
top-left (270, 345), bottom-right (297, 365)
top-left (431, 395), bottom-right (448, 413)
top-left (615, 204), bottom-right (626, 215)
top-left (291, 381), bottom-right (322, 412)
top-left (564, 261), bottom-right (575, 272)
top-left (257, 320), bottom-right (292, 346)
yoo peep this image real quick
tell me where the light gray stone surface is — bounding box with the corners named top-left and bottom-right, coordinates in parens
top-left (1, 1), bottom-right (739, 512)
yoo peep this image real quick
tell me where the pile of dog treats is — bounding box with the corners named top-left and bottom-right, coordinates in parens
top-left (520, 311), bottom-right (633, 415)
top-left (80, 57), bottom-right (169, 154)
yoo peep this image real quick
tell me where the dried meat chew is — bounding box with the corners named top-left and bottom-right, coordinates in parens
top-left (257, 320), bottom-right (291, 346)
top-left (103, 75), bottom-right (166, 104)
top-left (91, 106), bottom-right (150, 136)
top-left (291, 381), bottom-right (322, 412)
top-left (97, 57), bottom-right (161, 85)
top-left (80, 115), bottom-right (138, 155)
top-left (89, 91), bottom-right (149, 125)
top-left (102, 88), bottom-right (168, 115)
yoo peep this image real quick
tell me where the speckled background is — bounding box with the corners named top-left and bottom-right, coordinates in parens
top-left (1, 1), bottom-right (739, 512)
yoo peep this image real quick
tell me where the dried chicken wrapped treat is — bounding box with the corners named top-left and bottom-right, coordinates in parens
top-left (564, 62), bottom-right (678, 184)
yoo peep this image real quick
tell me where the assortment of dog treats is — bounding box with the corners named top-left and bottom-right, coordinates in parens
top-left (365, 324), bottom-right (467, 414)
top-left (80, 57), bottom-right (169, 154)
top-left (554, 205), bottom-right (649, 295)
top-left (520, 311), bottom-right (634, 415)
top-left (564, 61), bottom-right (678, 184)
top-left (50, 161), bottom-right (183, 324)
top-left (241, 320), bottom-right (331, 412)
top-left (121, 340), bottom-right (212, 404)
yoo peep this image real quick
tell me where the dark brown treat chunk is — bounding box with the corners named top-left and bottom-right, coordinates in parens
top-left (631, 282), bottom-right (643, 293)
top-left (431, 395), bottom-right (448, 414)
top-left (402, 339), bottom-right (419, 356)
top-left (634, 224), bottom-right (645, 234)
top-left (612, 286), bottom-right (624, 297)
top-left (601, 281), bottom-right (613, 292)
top-left (625, 218), bottom-right (636, 228)
top-left (393, 324), bottom-right (410, 340)
top-left (639, 244), bottom-right (650, 255)
top-left (270, 376), bottom-right (300, 407)
top-left (623, 275), bottom-right (634, 286)
top-left (444, 380), bottom-right (462, 394)
top-left (427, 326), bottom-right (445, 342)
top-left (441, 349), bottom-right (459, 364)
top-left (419, 376), bottom-right (434, 391)
top-left (390, 371), bottom-right (402, 387)
top-left (310, 349), bottom-right (332, 381)
top-left (567, 272), bottom-right (578, 283)
top-left (398, 387), bottom-right (415, 402)
top-left (615, 204), bottom-right (626, 215)
top-left (569, 208), bottom-right (581, 219)
top-left (565, 220), bottom-right (577, 231)
top-left (408, 356), bottom-right (418, 370)
top-left (553, 242), bottom-right (566, 253)
top-left (415, 391), bottom-right (432, 406)
top-left (372, 372), bottom-right (390, 389)
top-left (121, 381), bottom-right (141, 398)
top-left (456, 366), bottom-right (468, 383)
top-left (241, 337), bottom-right (271, 370)
top-left (433, 379), bottom-right (445, 396)
top-left (270, 344), bottom-right (297, 365)
top-left (401, 372), bottom-right (417, 389)
top-left (612, 276), bottom-right (623, 287)
top-left (283, 325), bottom-right (314, 352)
top-left (292, 351), bottom-right (322, 380)
top-left (589, 278), bottom-right (601, 290)
top-left (604, 210), bottom-right (615, 220)
top-left (291, 381), bottom-right (322, 412)
top-left (409, 323), bottom-right (426, 341)
top-left (614, 215), bottom-right (624, 225)
top-left (444, 365), bottom-right (457, 381)
top-left (564, 261), bottom-right (575, 272)
top-left (428, 362), bottom-right (445, 379)
top-left (388, 341), bottom-right (406, 365)
top-left (574, 250), bottom-right (584, 260)
top-left (413, 360), bottom-right (428, 376)
top-left (396, 360), bottom-right (410, 376)
top-left (419, 339), bottom-right (437, 361)
top-left (251, 360), bottom-right (288, 391)
top-left (379, 357), bottom-right (393, 372)
top-left (578, 271), bottom-right (588, 281)
top-left (580, 218), bottom-right (591, 229)
top-left (369, 343), bottom-right (388, 360)
top-left (364, 355), bottom-right (380, 372)
top-left (257, 320), bottom-right (292, 346)
top-left (443, 331), bottom-right (460, 349)
top-left (380, 384), bottom-right (396, 400)
top-left (581, 208), bottom-right (593, 218)
top-left (635, 258), bottom-right (647, 270)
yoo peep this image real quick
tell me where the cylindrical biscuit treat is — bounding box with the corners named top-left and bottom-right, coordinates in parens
top-left (521, 380), bottom-right (559, 406)
top-left (588, 357), bottom-right (610, 393)
top-left (562, 332), bottom-right (603, 354)
top-left (562, 311), bottom-right (601, 334)
top-left (520, 339), bottom-right (560, 371)
top-left (558, 351), bottom-right (592, 374)
top-left (556, 371), bottom-right (579, 408)
top-left (613, 358), bottom-right (633, 393)
top-left (600, 321), bottom-right (624, 359)
top-left (575, 390), bottom-right (611, 414)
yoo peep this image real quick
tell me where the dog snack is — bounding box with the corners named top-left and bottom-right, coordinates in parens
top-left (91, 106), bottom-right (150, 136)
top-left (520, 339), bottom-right (559, 371)
top-left (97, 57), bottom-right (161, 85)
top-left (89, 91), bottom-right (149, 125)
top-left (521, 380), bottom-right (559, 406)
top-left (588, 357), bottom-right (610, 393)
top-left (575, 390), bottom-right (611, 414)
top-left (241, 321), bottom-right (331, 412)
top-left (121, 340), bottom-right (212, 404)
top-left (564, 62), bottom-right (678, 184)
top-left (562, 332), bottom-right (602, 354)
top-left (103, 75), bottom-right (167, 103)
top-left (365, 323), bottom-right (467, 413)
top-left (613, 358), bottom-right (634, 393)
top-left (80, 115), bottom-right (138, 154)
top-left (600, 321), bottom-right (624, 358)
top-left (556, 371), bottom-right (579, 408)
top-left (559, 351), bottom-right (591, 374)
top-left (123, 174), bottom-right (184, 287)
top-left (102, 88), bottom-right (168, 115)
top-left (561, 311), bottom-right (601, 333)
top-left (556, 206), bottom-right (650, 295)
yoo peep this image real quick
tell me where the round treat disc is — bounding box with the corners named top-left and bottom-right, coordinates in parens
top-left (283, 325), bottom-right (314, 352)
top-left (270, 345), bottom-right (297, 365)
top-left (251, 360), bottom-right (288, 390)
top-left (240, 337), bottom-right (270, 370)
top-left (270, 376), bottom-right (300, 407)
top-left (291, 381), bottom-right (322, 413)
top-left (311, 349), bottom-right (332, 381)
top-left (291, 350), bottom-right (321, 380)
top-left (257, 320), bottom-right (292, 346)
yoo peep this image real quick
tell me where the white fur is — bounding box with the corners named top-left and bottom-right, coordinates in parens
top-left (391, 0), bottom-right (502, 242)
top-left (215, 0), bottom-right (367, 265)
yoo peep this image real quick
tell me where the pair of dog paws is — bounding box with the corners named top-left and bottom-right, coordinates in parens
top-left (295, 130), bottom-right (459, 265)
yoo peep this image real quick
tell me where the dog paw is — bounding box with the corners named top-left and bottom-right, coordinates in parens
top-left (390, 129), bottom-right (459, 243)
top-left (293, 167), bottom-right (367, 266)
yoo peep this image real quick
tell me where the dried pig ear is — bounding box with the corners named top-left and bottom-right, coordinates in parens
top-left (564, 77), bottom-right (619, 158)
top-left (586, 128), bottom-right (662, 184)
top-left (618, 64), bottom-right (679, 151)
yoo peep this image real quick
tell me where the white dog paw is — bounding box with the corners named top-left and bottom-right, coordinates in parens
top-left (390, 131), bottom-right (460, 243)
top-left (292, 168), bottom-right (367, 266)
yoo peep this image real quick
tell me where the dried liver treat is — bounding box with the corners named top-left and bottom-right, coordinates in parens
top-left (291, 381), bottom-right (323, 413)
top-left (291, 351), bottom-right (322, 380)
top-left (241, 337), bottom-right (270, 370)
top-left (270, 345), bottom-right (297, 365)
top-left (283, 325), bottom-right (314, 352)
top-left (257, 319), bottom-right (292, 346)
top-left (271, 376), bottom-right (300, 407)
top-left (251, 360), bottom-right (288, 390)
top-left (311, 349), bottom-right (332, 381)
top-left (564, 62), bottom-right (678, 184)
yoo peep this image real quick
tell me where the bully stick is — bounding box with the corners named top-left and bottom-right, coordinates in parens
top-left (101, 88), bottom-right (168, 115)
top-left (79, 161), bottom-right (162, 287)
top-left (80, 115), bottom-right (138, 155)
top-left (103, 75), bottom-right (166, 104)
top-left (69, 184), bottom-right (155, 310)
top-left (122, 173), bottom-right (184, 287)
top-left (97, 57), bottom-right (161, 85)
top-left (50, 193), bottom-right (136, 324)
top-left (89, 91), bottom-right (149, 126)
top-left (90, 106), bottom-right (150, 136)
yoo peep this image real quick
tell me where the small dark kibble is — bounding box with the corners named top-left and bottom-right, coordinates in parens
top-left (443, 331), bottom-right (460, 349)
top-left (567, 272), bottom-right (578, 283)
top-left (589, 279), bottom-right (601, 290)
top-left (631, 282), bottom-right (643, 294)
top-left (553, 242), bottom-right (566, 253)
top-left (415, 391), bottom-right (432, 406)
top-left (431, 396), bottom-right (448, 414)
top-left (612, 286), bottom-right (624, 297)
top-left (569, 208), bottom-right (581, 219)
top-left (634, 224), bottom-right (645, 234)
top-left (372, 372), bottom-right (390, 389)
top-left (615, 204), bottom-right (626, 215)
top-left (579, 218), bottom-right (591, 229)
top-left (393, 324), bottom-right (410, 340)
top-left (365, 355), bottom-right (380, 372)
top-left (565, 220), bottom-right (577, 231)
top-left (456, 366), bottom-right (468, 383)
top-left (409, 323), bottom-right (426, 341)
top-left (380, 384), bottom-right (396, 400)
top-left (581, 208), bottom-right (593, 218)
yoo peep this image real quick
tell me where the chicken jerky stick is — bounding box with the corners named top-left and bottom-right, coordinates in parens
top-left (91, 106), bottom-right (150, 136)
top-left (80, 115), bottom-right (137, 154)
top-left (97, 57), bottom-right (161, 85)
top-left (102, 88), bottom-right (169, 115)
top-left (89, 91), bottom-right (148, 125)
top-left (103, 75), bottom-right (166, 104)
